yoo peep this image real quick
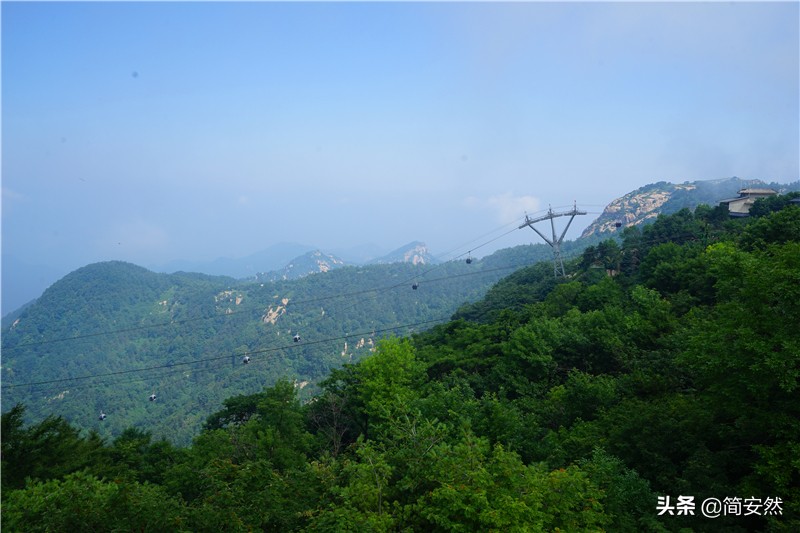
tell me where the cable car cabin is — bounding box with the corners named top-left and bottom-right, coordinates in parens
top-left (149, 394), bottom-right (157, 402)
top-left (242, 355), bottom-right (251, 364)
top-left (99, 413), bottom-right (107, 421)
top-left (412, 282), bottom-right (418, 290)
top-left (614, 221), bottom-right (622, 228)
top-left (466, 257), bottom-right (473, 264)
top-left (293, 334), bottom-right (301, 342)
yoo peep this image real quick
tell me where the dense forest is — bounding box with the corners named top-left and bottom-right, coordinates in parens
top-left (2, 195), bottom-right (799, 531)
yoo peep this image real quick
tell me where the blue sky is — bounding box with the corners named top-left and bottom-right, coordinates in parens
top-left (2, 1), bottom-right (798, 310)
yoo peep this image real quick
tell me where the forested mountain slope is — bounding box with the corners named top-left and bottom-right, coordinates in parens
top-left (3, 197), bottom-right (798, 531)
top-left (1, 242), bottom-right (557, 445)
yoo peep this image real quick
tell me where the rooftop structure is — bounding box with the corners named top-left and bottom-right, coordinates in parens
top-left (719, 188), bottom-right (777, 217)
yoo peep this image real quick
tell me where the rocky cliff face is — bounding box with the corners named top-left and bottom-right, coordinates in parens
top-left (580, 177), bottom-right (792, 238)
top-left (400, 243), bottom-right (431, 265)
top-left (582, 183), bottom-right (695, 237)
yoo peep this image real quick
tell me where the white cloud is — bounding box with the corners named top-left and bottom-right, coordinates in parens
top-left (488, 193), bottom-right (541, 224)
top-left (466, 192), bottom-right (541, 224)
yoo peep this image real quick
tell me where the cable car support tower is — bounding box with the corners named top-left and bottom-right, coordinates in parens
top-left (519, 202), bottom-right (587, 277)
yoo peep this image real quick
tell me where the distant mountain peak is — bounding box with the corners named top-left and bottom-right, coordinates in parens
top-left (370, 241), bottom-right (437, 265)
top-left (304, 250), bottom-right (346, 273)
top-left (256, 250), bottom-right (346, 281)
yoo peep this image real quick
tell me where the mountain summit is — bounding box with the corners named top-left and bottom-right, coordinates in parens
top-left (257, 250), bottom-right (346, 281)
top-left (370, 241), bottom-right (437, 265)
top-left (581, 177), bottom-right (798, 238)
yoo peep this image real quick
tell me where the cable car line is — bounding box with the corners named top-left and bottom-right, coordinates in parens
top-left (4, 317), bottom-right (449, 391)
top-left (5, 220), bottom-right (714, 398)
top-left (63, 316), bottom-right (443, 399)
top-left (426, 216), bottom-right (528, 263)
top-left (0, 258), bottom-right (500, 353)
top-left (22, 250), bottom-right (593, 397)
top-left (9, 230), bottom-right (714, 416)
top-left (4, 206), bottom-right (723, 429)
top-left (256, 238), bottom-right (526, 349)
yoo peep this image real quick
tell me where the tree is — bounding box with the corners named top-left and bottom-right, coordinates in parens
top-left (3, 471), bottom-right (187, 532)
top-left (578, 448), bottom-right (667, 533)
top-left (344, 338), bottom-right (426, 439)
top-left (1, 404), bottom-right (103, 492)
top-left (679, 242), bottom-right (800, 528)
top-left (748, 192), bottom-right (800, 218)
top-left (739, 205), bottom-right (800, 250)
top-left (91, 427), bottom-right (184, 485)
top-left (245, 379), bottom-right (313, 472)
top-left (405, 432), bottom-right (608, 532)
top-left (308, 390), bottom-right (351, 457)
top-left (203, 390), bottom-right (266, 430)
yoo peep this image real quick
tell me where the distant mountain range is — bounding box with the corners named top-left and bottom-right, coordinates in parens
top-left (4, 177), bottom-right (798, 317)
top-left (253, 242), bottom-right (437, 282)
top-left (153, 241), bottom-right (437, 282)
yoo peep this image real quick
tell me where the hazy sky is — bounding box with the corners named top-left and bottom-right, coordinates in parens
top-left (3, 2), bottom-right (798, 284)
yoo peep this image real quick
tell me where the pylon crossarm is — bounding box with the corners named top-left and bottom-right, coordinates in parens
top-left (520, 207), bottom-right (586, 227)
top-left (520, 212), bottom-right (561, 226)
top-left (525, 223), bottom-right (554, 246)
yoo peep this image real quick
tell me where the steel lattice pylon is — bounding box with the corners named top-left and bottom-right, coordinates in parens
top-left (519, 202), bottom-right (587, 277)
